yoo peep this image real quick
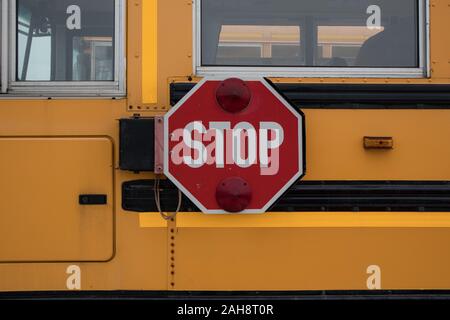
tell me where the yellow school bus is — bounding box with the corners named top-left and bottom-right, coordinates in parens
top-left (1, 0), bottom-right (450, 298)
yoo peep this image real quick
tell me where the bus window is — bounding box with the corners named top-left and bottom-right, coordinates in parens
top-left (16, 0), bottom-right (115, 82)
top-left (199, 0), bottom-right (423, 73)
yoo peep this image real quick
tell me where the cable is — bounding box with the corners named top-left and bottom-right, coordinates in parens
top-left (154, 177), bottom-right (182, 221)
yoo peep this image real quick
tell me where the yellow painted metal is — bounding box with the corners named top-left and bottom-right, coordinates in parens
top-left (140, 213), bottom-right (168, 228)
top-left (0, 0), bottom-right (170, 291)
top-left (127, 0), bottom-right (145, 112)
top-left (175, 212), bottom-right (450, 228)
top-left (0, 137), bottom-right (114, 262)
top-left (302, 109), bottom-right (450, 180)
top-left (142, 0), bottom-right (158, 104)
top-left (174, 227), bottom-right (450, 291)
top-left (2, 0), bottom-right (450, 293)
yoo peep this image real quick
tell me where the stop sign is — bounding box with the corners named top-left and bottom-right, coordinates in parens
top-left (164, 78), bottom-right (305, 214)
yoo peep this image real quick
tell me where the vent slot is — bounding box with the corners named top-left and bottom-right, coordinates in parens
top-left (123, 180), bottom-right (450, 213)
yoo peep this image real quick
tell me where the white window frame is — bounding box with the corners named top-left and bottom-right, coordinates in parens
top-left (1, 0), bottom-right (8, 93)
top-left (194, 0), bottom-right (430, 78)
top-left (0, 0), bottom-right (126, 97)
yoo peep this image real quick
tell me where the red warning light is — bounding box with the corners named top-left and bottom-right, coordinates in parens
top-left (216, 177), bottom-right (252, 213)
top-left (216, 78), bottom-right (252, 113)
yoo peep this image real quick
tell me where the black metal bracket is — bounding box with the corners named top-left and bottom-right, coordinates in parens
top-left (119, 117), bottom-right (155, 172)
top-left (79, 195), bottom-right (107, 205)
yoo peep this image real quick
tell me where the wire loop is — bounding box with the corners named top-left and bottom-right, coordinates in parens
top-left (154, 177), bottom-right (182, 221)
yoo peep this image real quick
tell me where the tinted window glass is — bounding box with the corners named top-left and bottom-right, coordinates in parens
top-left (201, 0), bottom-right (419, 68)
top-left (17, 0), bottom-right (115, 81)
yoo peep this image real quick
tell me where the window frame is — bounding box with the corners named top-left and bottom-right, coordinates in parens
top-left (194, 0), bottom-right (430, 78)
top-left (2, 0), bottom-right (126, 97)
top-left (1, 0), bottom-right (8, 93)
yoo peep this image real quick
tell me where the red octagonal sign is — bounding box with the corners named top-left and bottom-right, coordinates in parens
top-left (164, 78), bottom-right (305, 214)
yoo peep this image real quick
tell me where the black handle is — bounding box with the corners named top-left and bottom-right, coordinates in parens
top-left (79, 195), bottom-right (107, 205)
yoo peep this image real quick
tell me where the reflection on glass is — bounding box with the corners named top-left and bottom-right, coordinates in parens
top-left (17, 3), bottom-right (52, 80)
top-left (317, 26), bottom-right (384, 66)
top-left (73, 37), bottom-right (113, 81)
top-left (216, 25), bottom-right (301, 65)
top-left (17, 0), bottom-right (115, 81)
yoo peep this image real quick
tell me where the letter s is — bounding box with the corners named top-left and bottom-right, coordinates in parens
top-left (183, 121), bottom-right (207, 168)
